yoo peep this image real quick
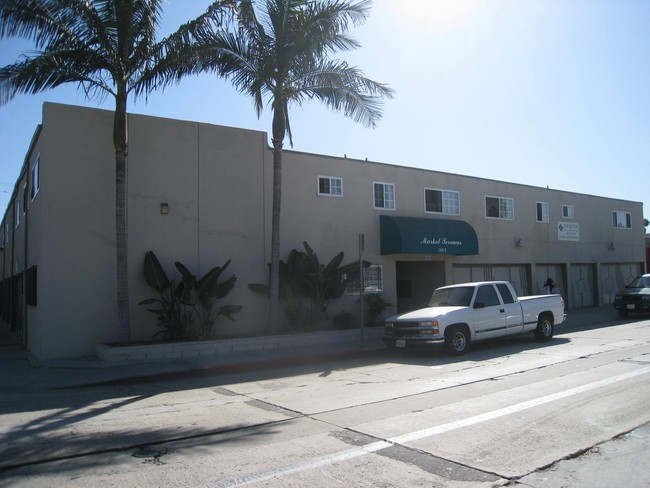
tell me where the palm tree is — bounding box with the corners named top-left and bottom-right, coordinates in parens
top-left (206, 0), bottom-right (394, 332)
top-left (0, 0), bottom-right (235, 342)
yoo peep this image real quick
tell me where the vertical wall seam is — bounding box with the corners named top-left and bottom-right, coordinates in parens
top-left (197, 122), bottom-right (201, 275)
top-left (262, 133), bottom-right (268, 282)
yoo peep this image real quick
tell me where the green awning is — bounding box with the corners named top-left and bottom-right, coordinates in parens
top-left (380, 215), bottom-right (479, 256)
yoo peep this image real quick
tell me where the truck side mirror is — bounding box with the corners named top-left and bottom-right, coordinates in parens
top-left (473, 301), bottom-right (485, 309)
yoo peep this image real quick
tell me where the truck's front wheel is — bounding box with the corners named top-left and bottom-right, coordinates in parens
top-left (534, 315), bottom-right (554, 342)
top-left (445, 325), bottom-right (470, 355)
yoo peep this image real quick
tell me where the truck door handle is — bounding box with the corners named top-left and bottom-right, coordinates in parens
top-left (500, 309), bottom-right (505, 313)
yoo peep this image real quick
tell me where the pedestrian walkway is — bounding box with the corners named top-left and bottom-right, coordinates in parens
top-left (0, 305), bottom-right (626, 389)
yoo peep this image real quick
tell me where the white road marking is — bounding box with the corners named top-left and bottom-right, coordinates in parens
top-left (201, 365), bottom-right (650, 488)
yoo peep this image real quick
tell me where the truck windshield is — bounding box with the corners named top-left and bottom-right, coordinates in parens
top-left (428, 286), bottom-right (474, 307)
top-left (629, 276), bottom-right (650, 288)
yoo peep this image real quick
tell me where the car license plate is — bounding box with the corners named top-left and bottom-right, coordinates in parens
top-left (396, 339), bottom-right (406, 348)
top-left (627, 304), bottom-right (635, 310)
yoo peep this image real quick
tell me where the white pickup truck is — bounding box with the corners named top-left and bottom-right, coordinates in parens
top-left (383, 281), bottom-right (566, 355)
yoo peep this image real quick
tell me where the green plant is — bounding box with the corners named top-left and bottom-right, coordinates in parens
top-left (249, 242), bottom-right (368, 331)
top-left (139, 251), bottom-right (242, 341)
top-left (332, 311), bottom-right (357, 330)
top-left (363, 293), bottom-right (390, 327)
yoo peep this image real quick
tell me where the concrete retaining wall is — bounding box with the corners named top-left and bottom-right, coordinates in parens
top-left (95, 327), bottom-right (386, 362)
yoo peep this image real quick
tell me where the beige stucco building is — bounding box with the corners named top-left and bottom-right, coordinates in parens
top-left (1, 103), bottom-right (645, 360)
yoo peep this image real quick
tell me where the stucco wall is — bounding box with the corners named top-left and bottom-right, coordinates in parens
top-left (28, 103), bottom-right (117, 358)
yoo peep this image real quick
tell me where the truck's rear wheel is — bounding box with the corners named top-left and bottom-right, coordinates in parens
top-left (534, 315), bottom-right (554, 342)
top-left (445, 325), bottom-right (470, 355)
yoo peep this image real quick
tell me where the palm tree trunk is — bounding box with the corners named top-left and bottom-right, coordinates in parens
top-left (114, 90), bottom-right (131, 342)
top-left (268, 107), bottom-right (285, 333)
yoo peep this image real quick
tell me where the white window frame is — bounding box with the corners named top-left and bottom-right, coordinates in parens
top-left (562, 204), bottom-right (574, 219)
top-left (536, 201), bottom-right (549, 223)
top-left (317, 175), bottom-right (343, 197)
top-left (612, 210), bottom-right (631, 229)
top-left (22, 183), bottom-right (27, 216)
top-left (424, 188), bottom-right (460, 215)
top-left (373, 182), bottom-right (395, 210)
top-left (14, 198), bottom-right (20, 227)
top-left (485, 195), bottom-right (514, 220)
top-left (31, 156), bottom-right (40, 201)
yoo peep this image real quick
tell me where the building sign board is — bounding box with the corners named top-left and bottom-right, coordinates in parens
top-left (558, 221), bottom-right (580, 241)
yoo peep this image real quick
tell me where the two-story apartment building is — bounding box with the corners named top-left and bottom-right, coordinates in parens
top-left (1, 103), bottom-right (645, 360)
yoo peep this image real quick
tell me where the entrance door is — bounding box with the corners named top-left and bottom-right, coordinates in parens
top-left (396, 261), bottom-right (446, 313)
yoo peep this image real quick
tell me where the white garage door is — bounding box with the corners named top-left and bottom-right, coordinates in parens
top-left (452, 265), bottom-right (529, 296)
top-left (570, 264), bottom-right (596, 309)
top-left (601, 263), bottom-right (643, 305)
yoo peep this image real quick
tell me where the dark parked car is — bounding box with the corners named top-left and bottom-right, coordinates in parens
top-left (614, 274), bottom-right (650, 317)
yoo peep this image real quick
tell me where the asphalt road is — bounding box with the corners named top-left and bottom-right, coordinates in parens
top-left (1, 313), bottom-right (649, 487)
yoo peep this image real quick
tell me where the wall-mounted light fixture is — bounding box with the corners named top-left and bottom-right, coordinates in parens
top-left (160, 202), bottom-right (169, 215)
top-left (515, 238), bottom-right (524, 247)
top-left (607, 241), bottom-right (615, 250)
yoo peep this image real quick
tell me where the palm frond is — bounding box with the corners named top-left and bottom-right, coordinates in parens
top-left (0, 0), bottom-right (75, 48)
top-left (212, 0), bottom-right (392, 140)
top-left (0, 43), bottom-right (111, 104)
top-left (135, 0), bottom-right (237, 96)
top-left (288, 58), bottom-right (394, 128)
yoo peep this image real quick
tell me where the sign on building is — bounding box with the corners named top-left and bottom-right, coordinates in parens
top-left (558, 221), bottom-right (580, 241)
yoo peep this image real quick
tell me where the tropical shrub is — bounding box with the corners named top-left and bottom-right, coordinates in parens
top-left (139, 251), bottom-right (242, 341)
top-left (332, 311), bottom-right (358, 330)
top-left (363, 293), bottom-right (390, 327)
top-left (250, 242), bottom-right (368, 331)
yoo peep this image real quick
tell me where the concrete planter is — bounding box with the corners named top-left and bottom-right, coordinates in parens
top-left (95, 327), bottom-right (385, 362)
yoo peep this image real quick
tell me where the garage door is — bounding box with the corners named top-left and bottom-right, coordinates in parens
top-left (570, 264), bottom-right (596, 309)
top-left (452, 265), bottom-right (529, 296)
top-left (601, 263), bottom-right (643, 305)
top-left (535, 264), bottom-right (565, 298)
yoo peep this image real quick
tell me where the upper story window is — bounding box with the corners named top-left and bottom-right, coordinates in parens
top-left (21, 184), bottom-right (27, 216)
top-left (318, 175), bottom-right (342, 196)
top-left (485, 195), bottom-right (514, 220)
top-left (612, 211), bottom-right (631, 229)
top-left (536, 201), bottom-right (549, 223)
top-left (373, 182), bottom-right (395, 210)
top-left (14, 198), bottom-right (20, 227)
top-left (562, 204), bottom-right (574, 219)
top-left (31, 156), bottom-right (40, 200)
top-left (424, 188), bottom-right (460, 215)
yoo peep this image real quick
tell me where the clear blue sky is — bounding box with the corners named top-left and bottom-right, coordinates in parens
top-left (1, 0), bottom-right (649, 225)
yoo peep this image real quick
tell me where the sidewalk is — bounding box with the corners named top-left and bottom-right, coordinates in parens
top-left (0, 305), bottom-right (622, 389)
